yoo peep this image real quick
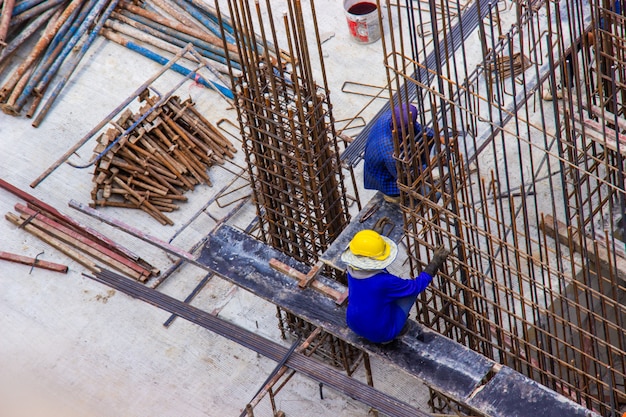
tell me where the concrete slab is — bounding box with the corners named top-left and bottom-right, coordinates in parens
top-left (0, 1), bottom-right (433, 416)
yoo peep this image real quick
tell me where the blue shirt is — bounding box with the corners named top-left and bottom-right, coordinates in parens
top-left (346, 269), bottom-right (433, 343)
top-left (363, 110), bottom-right (435, 196)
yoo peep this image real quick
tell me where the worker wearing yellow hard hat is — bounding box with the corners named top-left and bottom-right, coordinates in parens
top-left (341, 229), bottom-right (449, 344)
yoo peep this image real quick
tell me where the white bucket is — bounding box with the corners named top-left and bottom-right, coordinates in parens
top-left (343, 0), bottom-right (381, 44)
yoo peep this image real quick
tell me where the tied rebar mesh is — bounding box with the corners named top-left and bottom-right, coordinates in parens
top-left (383, 0), bottom-right (626, 414)
top-left (219, 0), bottom-right (361, 375)
top-left (225, 0), bottom-right (350, 265)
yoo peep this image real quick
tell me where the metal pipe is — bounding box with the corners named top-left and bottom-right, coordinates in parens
top-left (169, 0), bottom-right (234, 44)
top-left (9, 0), bottom-right (90, 111)
top-left (0, 0), bottom-right (77, 102)
top-left (11, 0), bottom-right (46, 15)
top-left (0, 5), bottom-right (56, 64)
top-left (102, 18), bottom-right (230, 75)
top-left (100, 29), bottom-right (232, 98)
top-left (0, 0), bottom-right (15, 44)
top-left (31, 0), bottom-right (119, 126)
top-left (33, 0), bottom-right (110, 96)
top-left (8, 0), bottom-right (65, 29)
top-left (110, 9), bottom-right (236, 67)
top-left (120, 1), bottom-right (237, 56)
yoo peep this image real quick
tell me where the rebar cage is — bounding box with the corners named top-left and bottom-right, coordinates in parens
top-left (221, 0), bottom-right (362, 376)
top-left (383, 0), bottom-right (626, 414)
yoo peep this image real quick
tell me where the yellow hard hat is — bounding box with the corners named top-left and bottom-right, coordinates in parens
top-left (349, 230), bottom-right (391, 260)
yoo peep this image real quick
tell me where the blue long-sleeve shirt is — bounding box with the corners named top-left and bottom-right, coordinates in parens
top-left (346, 269), bottom-right (433, 343)
top-left (364, 110), bottom-right (434, 196)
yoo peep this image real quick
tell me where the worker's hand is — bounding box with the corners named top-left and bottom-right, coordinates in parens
top-left (432, 245), bottom-right (450, 262)
top-left (424, 245), bottom-right (450, 277)
top-left (439, 136), bottom-right (457, 146)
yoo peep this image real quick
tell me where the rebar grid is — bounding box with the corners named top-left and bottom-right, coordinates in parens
top-left (383, 0), bottom-right (626, 414)
top-left (275, 309), bottom-right (366, 375)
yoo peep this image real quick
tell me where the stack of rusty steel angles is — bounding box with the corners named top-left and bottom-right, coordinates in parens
top-left (89, 93), bottom-right (237, 225)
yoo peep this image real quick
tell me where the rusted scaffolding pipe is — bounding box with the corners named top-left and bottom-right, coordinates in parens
top-left (0, 0), bottom-right (15, 45)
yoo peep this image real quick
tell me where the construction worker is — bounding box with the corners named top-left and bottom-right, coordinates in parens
top-left (363, 103), bottom-right (439, 203)
top-left (341, 229), bottom-right (450, 344)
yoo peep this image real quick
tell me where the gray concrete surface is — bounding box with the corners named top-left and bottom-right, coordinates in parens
top-left (0, 1), bottom-right (436, 416)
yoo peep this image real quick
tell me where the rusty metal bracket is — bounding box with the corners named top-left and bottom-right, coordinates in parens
top-left (359, 203), bottom-right (380, 223)
top-left (18, 210), bottom-right (39, 229)
top-left (373, 216), bottom-right (395, 237)
top-left (29, 251), bottom-right (44, 274)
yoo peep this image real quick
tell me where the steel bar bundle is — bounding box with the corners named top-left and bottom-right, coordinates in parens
top-left (0, 178), bottom-right (157, 281)
top-left (0, 0), bottom-right (255, 124)
top-left (110, 1), bottom-right (240, 69)
top-left (0, 250), bottom-right (69, 273)
top-left (90, 93), bottom-right (236, 225)
top-left (223, 0), bottom-right (350, 266)
top-left (97, 0), bottom-right (244, 100)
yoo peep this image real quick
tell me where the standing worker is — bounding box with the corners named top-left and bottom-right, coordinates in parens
top-left (363, 104), bottom-right (440, 203)
top-left (341, 229), bottom-right (450, 344)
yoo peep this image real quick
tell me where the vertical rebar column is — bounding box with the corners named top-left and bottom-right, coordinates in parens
top-left (381, 0), bottom-right (626, 414)
top-left (225, 0), bottom-right (349, 265)
top-left (220, 0), bottom-right (359, 375)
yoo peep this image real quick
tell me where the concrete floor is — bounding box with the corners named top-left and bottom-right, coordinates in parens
top-left (0, 1), bottom-right (439, 416)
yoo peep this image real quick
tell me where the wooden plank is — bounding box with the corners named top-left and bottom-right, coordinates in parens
top-left (14, 204), bottom-right (147, 281)
top-left (5, 213), bottom-right (100, 273)
top-left (69, 199), bottom-right (197, 263)
top-left (565, 108), bottom-right (626, 155)
top-left (16, 203), bottom-right (151, 278)
top-left (298, 260), bottom-right (322, 288)
top-left (589, 104), bottom-right (626, 132)
top-left (269, 258), bottom-right (347, 305)
top-left (0, 251), bottom-right (68, 273)
top-left (0, 178), bottom-right (154, 273)
top-left (541, 214), bottom-right (626, 283)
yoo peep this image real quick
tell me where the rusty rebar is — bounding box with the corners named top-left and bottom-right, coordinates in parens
top-left (380, 0), bottom-right (626, 414)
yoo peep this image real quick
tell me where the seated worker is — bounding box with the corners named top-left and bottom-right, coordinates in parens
top-left (341, 229), bottom-right (450, 344)
top-left (363, 104), bottom-right (440, 203)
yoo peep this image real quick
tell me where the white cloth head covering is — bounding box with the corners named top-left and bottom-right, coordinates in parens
top-left (341, 235), bottom-right (398, 270)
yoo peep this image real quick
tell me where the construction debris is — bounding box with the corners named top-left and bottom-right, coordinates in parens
top-left (90, 94), bottom-right (236, 225)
